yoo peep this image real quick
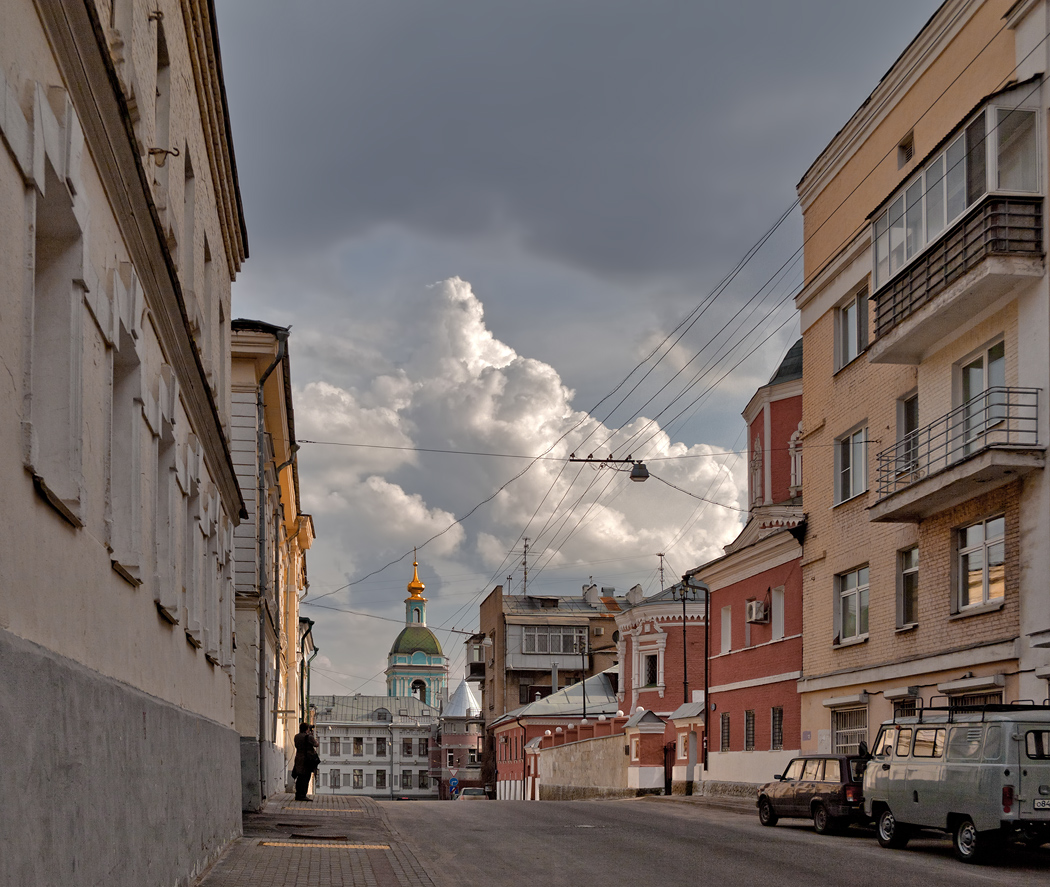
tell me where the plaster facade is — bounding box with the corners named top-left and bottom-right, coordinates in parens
top-left (0, 1), bottom-right (247, 883)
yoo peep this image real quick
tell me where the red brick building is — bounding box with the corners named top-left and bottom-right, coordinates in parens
top-left (691, 339), bottom-right (804, 790)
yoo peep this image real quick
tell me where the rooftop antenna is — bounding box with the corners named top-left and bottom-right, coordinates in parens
top-left (658, 553), bottom-right (665, 591)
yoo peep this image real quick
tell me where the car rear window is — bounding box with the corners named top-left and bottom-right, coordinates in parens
top-left (1026, 730), bottom-right (1050, 759)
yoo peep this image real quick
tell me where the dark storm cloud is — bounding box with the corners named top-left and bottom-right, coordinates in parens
top-left (219, 0), bottom-right (941, 284)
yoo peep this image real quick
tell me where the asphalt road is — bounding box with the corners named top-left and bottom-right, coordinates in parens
top-left (380, 799), bottom-right (1050, 887)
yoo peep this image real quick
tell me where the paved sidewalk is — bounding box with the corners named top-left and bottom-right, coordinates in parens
top-left (195, 793), bottom-right (437, 887)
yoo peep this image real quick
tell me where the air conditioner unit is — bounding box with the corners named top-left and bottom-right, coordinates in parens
top-left (745, 600), bottom-right (769, 624)
top-left (593, 627), bottom-right (604, 636)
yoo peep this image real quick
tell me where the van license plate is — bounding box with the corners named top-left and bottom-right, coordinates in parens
top-left (1035, 799), bottom-right (1050, 810)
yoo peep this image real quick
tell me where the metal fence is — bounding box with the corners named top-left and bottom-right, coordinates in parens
top-left (875, 387), bottom-right (1039, 499)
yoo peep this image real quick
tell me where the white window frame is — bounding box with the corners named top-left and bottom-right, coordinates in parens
top-left (956, 515), bottom-right (1006, 610)
top-left (835, 426), bottom-right (868, 504)
top-left (872, 95), bottom-right (1041, 290)
top-left (835, 565), bottom-right (870, 644)
top-left (835, 288), bottom-right (868, 370)
top-left (898, 546), bottom-right (919, 628)
top-left (720, 606), bottom-right (732, 654)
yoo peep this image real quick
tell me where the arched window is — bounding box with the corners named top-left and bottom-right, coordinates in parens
top-left (413, 607), bottom-right (421, 623)
top-left (411, 680), bottom-right (427, 704)
top-left (750, 436), bottom-right (763, 505)
top-left (789, 422), bottom-right (803, 497)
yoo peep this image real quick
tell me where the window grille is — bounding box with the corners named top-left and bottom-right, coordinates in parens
top-left (832, 708), bottom-right (868, 754)
top-left (720, 713), bottom-right (731, 752)
top-left (745, 711), bottom-right (755, 751)
top-left (771, 707), bottom-right (784, 751)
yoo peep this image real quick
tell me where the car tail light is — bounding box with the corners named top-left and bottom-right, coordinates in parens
top-left (1003, 785), bottom-right (1014, 814)
top-left (845, 784), bottom-right (861, 803)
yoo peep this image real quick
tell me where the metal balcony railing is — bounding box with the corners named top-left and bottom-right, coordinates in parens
top-left (875, 387), bottom-right (1040, 499)
top-left (873, 196), bottom-right (1043, 339)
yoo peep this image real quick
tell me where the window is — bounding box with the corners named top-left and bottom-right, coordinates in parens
top-left (789, 423), bottom-right (803, 496)
top-left (1025, 731), bottom-right (1050, 760)
top-left (949, 691), bottom-right (1003, 710)
top-left (872, 100), bottom-right (1038, 289)
top-left (959, 341), bottom-right (1006, 454)
top-left (402, 770), bottom-right (412, 790)
top-left (771, 707), bottom-right (784, 751)
top-left (720, 606), bottom-right (731, 654)
top-left (677, 732), bottom-right (687, 759)
top-left (750, 436), bottom-right (763, 504)
top-left (745, 711), bottom-right (755, 751)
top-left (419, 738), bottom-right (428, 756)
top-left (835, 289), bottom-right (868, 369)
top-left (832, 708), bottom-right (868, 755)
top-left (418, 770), bottom-right (428, 789)
top-left (366, 773), bottom-right (373, 787)
top-left (802, 759), bottom-right (823, 780)
top-left (468, 749), bottom-right (479, 765)
top-left (630, 737), bottom-right (640, 760)
top-left (836, 566), bottom-right (869, 643)
top-left (330, 737), bottom-right (340, 756)
top-left (958, 516), bottom-right (1005, 609)
top-left (825, 759), bottom-right (842, 782)
top-left (897, 393), bottom-right (919, 473)
top-left (898, 547), bottom-right (919, 627)
top-left (522, 625), bottom-right (588, 654)
top-left (643, 654), bottom-right (658, 686)
top-left (376, 769), bottom-right (386, 789)
top-left (835, 428), bottom-right (867, 503)
top-left (894, 698), bottom-right (917, 719)
top-left (330, 769), bottom-right (341, 789)
top-left (771, 587), bottom-right (785, 640)
top-left (894, 728), bottom-right (913, 756)
top-left (913, 728), bottom-right (945, 758)
top-left (376, 737), bottom-right (387, 756)
top-left (447, 750), bottom-right (455, 767)
top-left (353, 737), bottom-right (363, 756)
top-left (403, 739), bottom-right (414, 757)
top-left (352, 769), bottom-right (363, 789)
top-left (720, 713), bottom-right (731, 752)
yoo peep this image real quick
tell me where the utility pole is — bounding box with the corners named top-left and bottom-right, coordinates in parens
top-left (522, 538), bottom-right (529, 596)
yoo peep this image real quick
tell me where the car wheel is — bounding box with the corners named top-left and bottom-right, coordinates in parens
top-left (876, 807), bottom-right (909, 849)
top-left (952, 817), bottom-right (1000, 864)
top-left (812, 803), bottom-right (835, 835)
top-left (758, 797), bottom-right (778, 827)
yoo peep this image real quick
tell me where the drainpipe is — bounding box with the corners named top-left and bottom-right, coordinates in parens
top-left (515, 717), bottom-right (526, 801)
top-left (256, 330), bottom-right (288, 799)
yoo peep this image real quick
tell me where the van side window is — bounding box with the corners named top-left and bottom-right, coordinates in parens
top-left (912, 727), bottom-right (945, 758)
top-left (825, 759), bottom-right (841, 781)
top-left (873, 728), bottom-right (894, 759)
top-left (895, 727), bottom-right (913, 756)
top-left (802, 759), bottom-right (823, 780)
top-left (947, 726), bottom-right (983, 761)
top-left (783, 759), bottom-right (804, 780)
top-left (983, 725), bottom-right (1003, 762)
top-left (1026, 730), bottom-right (1050, 759)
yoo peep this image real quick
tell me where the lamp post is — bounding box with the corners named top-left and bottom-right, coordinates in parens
top-left (670, 582), bottom-right (701, 706)
top-left (679, 574), bottom-right (709, 771)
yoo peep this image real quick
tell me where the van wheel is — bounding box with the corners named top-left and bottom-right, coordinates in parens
top-left (758, 797), bottom-right (778, 827)
top-left (877, 808), bottom-right (909, 849)
top-left (952, 818), bottom-right (1000, 864)
top-left (813, 803), bottom-right (836, 835)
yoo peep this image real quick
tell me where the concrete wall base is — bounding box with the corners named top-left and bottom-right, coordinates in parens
top-left (0, 629), bottom-right (241, 887)
top-left (699, 780), bottom-right (759, 800)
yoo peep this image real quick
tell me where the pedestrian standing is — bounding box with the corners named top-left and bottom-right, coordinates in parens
top-left (292, 722), bottom-right (319, 801)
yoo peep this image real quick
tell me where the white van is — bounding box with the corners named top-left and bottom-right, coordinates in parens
top-left (863, 704), bottom-right (1050, 863)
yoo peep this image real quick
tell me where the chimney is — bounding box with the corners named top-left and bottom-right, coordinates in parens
top-left (583, 583), bottom-right (600, 605)
top-left (627, 584), bottom-right (644, 605)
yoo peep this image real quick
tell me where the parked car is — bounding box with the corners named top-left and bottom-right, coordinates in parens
top-left (757, 754), bottom-right (867, 834)
top-left (456, 787), bottom-right (489, 801)
top-left (864, 704), bottom-right (1050, 864)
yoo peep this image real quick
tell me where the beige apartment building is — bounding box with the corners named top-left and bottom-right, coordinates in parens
top-left (795, 0), bottom-right (1050, 755)
top-left (231, 321), bottom-right (315, 810)
top-left (0, 2), bottom-right (248, 885)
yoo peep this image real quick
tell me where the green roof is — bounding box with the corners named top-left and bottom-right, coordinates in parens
top-left (389, 625), bottom-right (443, 656)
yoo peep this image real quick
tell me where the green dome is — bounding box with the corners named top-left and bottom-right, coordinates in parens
top-left (389, 625), bottom-right (443, 656)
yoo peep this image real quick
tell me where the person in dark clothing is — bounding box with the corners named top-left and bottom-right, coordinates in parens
top-left (292, 722), bottom-right (319, 801)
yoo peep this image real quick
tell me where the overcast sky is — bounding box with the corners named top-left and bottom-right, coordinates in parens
top-left (215, 0), bottom-right (943, 697)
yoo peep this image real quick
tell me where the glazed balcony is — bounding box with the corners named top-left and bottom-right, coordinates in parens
top-left (869, 196), bottom-right (1043, 365)
top-left (870, 386), bottom-right (1043, 522)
